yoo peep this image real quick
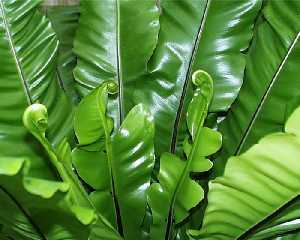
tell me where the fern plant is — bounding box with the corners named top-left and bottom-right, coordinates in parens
top-left (1, 0), bottom-right (300, 239)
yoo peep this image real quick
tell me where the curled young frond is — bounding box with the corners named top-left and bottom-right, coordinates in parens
top-left (23, 103), bottom-right (48, 138)
top-left (192, 70), bottom-right (213, 104)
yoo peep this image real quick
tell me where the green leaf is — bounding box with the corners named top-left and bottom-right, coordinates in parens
top-left (247, 108), bottom-right (300, 239)
top-left (250, 201), bottom-right (300, 240)
top-left (217, 0), bottom-right (300, 175)
top-left (45, 5), bottom-right (80, 103)
top-left (73, 85), bottom-right (155, 239)
top-left (73, 0), bottom-right (159, 124)
top-left (192, 106), bottom-right (300, 239)
top-left (111, 104), bottom-right (155, 239)
top-left (74, 83), bottom-right (114, 145)
top-left (148, 153), bottom-right (205, 240)
top-left (211, 1), bottom-right (300, 236)
top-left (137, 0), bottom-right (261, 154)
top-left (272, 232), bottom-right (300, 240)
top-left (0, 156), bottom-right (92, 240)
top-left (148, 71), bottom-right (222, 239)
top-left (0, 0), bottom-right (73, 178)
top-left (23, 103), bottom-right (122, 240)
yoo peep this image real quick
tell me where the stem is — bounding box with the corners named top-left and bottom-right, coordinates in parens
top-left (22, 104), bottom-right (120, 237)
top-left (38, 132), bottom-right (118, 234)
top-left (99, 87), bottom-right (124, 235)
top-left (165, 111), bottom-right (207, 240)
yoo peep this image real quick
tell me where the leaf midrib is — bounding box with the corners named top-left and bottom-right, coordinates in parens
top-left (229, 32), bottom-right (300, 239)
top-left (0, 0), bottom-right (32, 105)
top-left (115, 0), bottom-right (123, 125)
top-left (166, 90), bottom-right (209, 240)
top-left (170, 0), bottom-right (211, 153)
top-left (235, 32), bottom-right (300, 155)
top-left (0, 186), bottom-right (47, 240)
top-left (97, 88), bottom-right (124, 236)
top-left (29, 103), bottom-right (121, 238)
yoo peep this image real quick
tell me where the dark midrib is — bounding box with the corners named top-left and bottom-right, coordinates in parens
top-left (0, 186), bottom-right (47, 240)
top-left (235, 32), bottom-right (300, 155)
top-left (0, 0), bottom-right (32, 105)
top-left (110, 177), bottom-right (124, 236)
top-left (165, 207), bottom-right (174, 240)
top-left (170, 0), bottom-right (211, 153)
top-left (56, 69), bottom-right (66, 92)
top-left (237, 194), bottom-right (300, 240)
top-left (115, 0), bottom-right (123, 126)
top-left (112, 0), bottom-right (124, 236)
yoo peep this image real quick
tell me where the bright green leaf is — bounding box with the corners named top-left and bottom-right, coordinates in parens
top-left (193, 106), bottom-right (300, 240)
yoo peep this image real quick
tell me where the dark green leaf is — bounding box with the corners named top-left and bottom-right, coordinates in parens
top-left (45, 5), bottom-right (80, 103)
top-left (217, 0), bottom-right (300, 175)
top-left (139, 0), bottom-right (261, 154)
top-left (73, 0), bottom-right (160, 125)
top-left (272, 232), bottom-right (300, 240)
top-left (0, 0), bottom-right (73, 179)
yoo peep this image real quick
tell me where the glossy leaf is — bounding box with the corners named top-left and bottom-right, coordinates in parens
top-left (217, 0), bottom-right (300, 175)
top-left (45, 4), bottom-right (80, 103)
top-left (273, 232), bottom-right (300, 240)
top-left (192, 106), bottom-right (300, 239)
top-left (111, 104), bottom-right (155, 239)
top-left (211, 1), bottom-right (300, 236)
top-left (148, 71), bottom-right (222, 239)
top-left (0, 0), bottom-right (73, 179)
top-left (74, 83), bottom-right (115, 146)
top-left (134, 0), bottom-right (261, 154)
top-left (73, 0), bottom-right (159, 125)
top-left (73, 85), bottom-right (155, 240)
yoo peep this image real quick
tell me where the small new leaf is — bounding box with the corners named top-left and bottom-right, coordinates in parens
top-left (148, 70), bottom-right (222, 239)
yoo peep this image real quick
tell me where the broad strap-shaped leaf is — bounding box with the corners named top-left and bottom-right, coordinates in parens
top-left (73, 0), bottom-right (159, 125)
top-left (0, 156), bottom-right (93, 240)
top-left (22, 103), bottom-right (122, 240)
top-left (45, 4), bottom-right (80, 103)
top-left (0, 0), bottom-right (73, 178)
top-left (192, 106), bottom-right (300, 240)
top-left (217, 0), bottom-right (300, 175)
top-left (111, 104), bottom-right (155, 239)
top-left (134, 0), bottom-right (261, 154)
top-left (248, 107), bottom-right (300, 239)
top-left (73, 85), bottom-right (155, 239)
top-left (148, 71), bottom-right (222, 239)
